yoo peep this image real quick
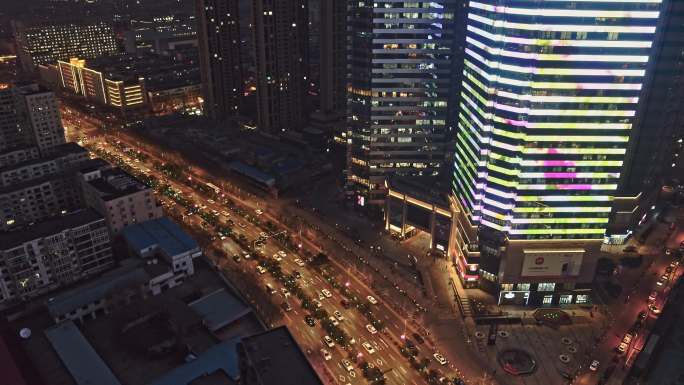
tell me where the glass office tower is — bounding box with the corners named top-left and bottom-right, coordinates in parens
top-left (347, 1), bottom-right (458, 208)
top-left (451, 0), bottom-right (665, 305)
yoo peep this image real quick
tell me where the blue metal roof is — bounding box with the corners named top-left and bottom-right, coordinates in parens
top-left (148, 338), bottom-right (241, 385)
top-left (188, 288), bottom-right (251, 332)
top-left (44, 321), bottom-right (122, 385)
top-left (228, 161), bottom-right (275, 187)
top-left (122, 217), bottom-right (199, 257)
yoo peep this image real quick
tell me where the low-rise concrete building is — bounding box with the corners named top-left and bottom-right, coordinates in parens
top-left (81, 167), bottom-right (163, 235)
top-left (122, 217), bottom-right (200, 290)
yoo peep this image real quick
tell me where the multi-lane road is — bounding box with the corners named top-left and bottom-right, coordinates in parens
top-left (84, 135), bottom-right (466, 385)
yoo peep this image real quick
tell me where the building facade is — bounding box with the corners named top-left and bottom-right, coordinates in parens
top-left (13, 21), bottom-right (118, 72)
top-left (346, 1), bottom-right (459, 207)
top-left (252, 0), bottom-right (309, 133)
top-left (0, 210), bottom-right (114, 305)
top-left (80, 167), bottom-right (163, 235)
top-left (0, 84), bottom-right (65, 157)
top-left (319, 0), bottom-right (346, 115)
top-left (15, 84), bottom-right (67, 155)
top-left (196, 0), bottom-right (243, 121)
top-left (450, 0), bottom-right (666, 306)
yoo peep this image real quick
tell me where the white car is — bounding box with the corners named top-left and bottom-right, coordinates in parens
top-left (256, 266), bottom-right (266, 274)
top-left (294, 258), bottom-right (306, 267)
top-left (272, 254), bottom-right (282, 262)
top-left (329, 316), bottom-right (339, 326)
top-left (260, 232), bottom-right (268, 238)
top-left (323, 335), bottom-right (335, 348)
top-left (433, 353), bottom-right (448, 365)
top-left (221, 211), bottom-right (230, 217)
top-left (321, 348), bottom-right (332, 361)
top-left (313, 300), bottom-right (322, 308)
top-left (318, 292), bottom-right (325, 301)
top-left (341, 359), bottom-right (354, 372)
top-left (322, 289), bottom-right (333, 298)
top-left (281, 288), bottom-right (290, 298)
top-left (367, 296), bottom-right (378, 305)
top-left (589, 360), bottom-right (600, 371)
top-left (362, 342), bottom-right (376, 354)
top-left (278, 250), bottom-right (287, 258)
top-left (366, 324), bottom-right (377, 334)
top-left (333, 310), bottom-right (344, 321)
top-left (255, 209), bottom-right (263, 215)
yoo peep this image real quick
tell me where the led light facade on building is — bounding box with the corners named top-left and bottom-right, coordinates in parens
top-left (451, 0), bottom-right (666, 306)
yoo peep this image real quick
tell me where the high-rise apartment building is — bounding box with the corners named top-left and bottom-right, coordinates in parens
top-left (196, 0), bottom-right (243, 121)
top-left (252, 0), bottom-right (309, 133)
top-left (450, 0), bottom-right (666, 306)
top-left (0, 209), bottom-right (114, 305)
top-left (15, 84), bottom-right (66, 155)
top-left (347, 1), bottom-right (458, 207)
top-left (0, 84), bottom-right (65, 157)
top-left (13, 20), bottom-right (118, 72)
top-left (319, 0), bottom-right (346, 115)
top-left (0, 87), bottom-right (29, 154)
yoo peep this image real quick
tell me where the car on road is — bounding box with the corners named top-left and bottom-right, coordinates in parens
top-left (433, 353), bottom-right (448, 365)
top-left (281, 288), bottom-right (290, 298)
top-left (323, 335), bottom-right (335, 348)
top-left (260, 232), bottom-right (268, 238)
top-left (278, 250), bottom-right (287, 258)
top-left (657, 276), bottom-right (668, 287)
top-left (207, 199), bottom-right (215, 204)
top-left (321, 348), bottom-right (332, 361)
top-left (638, 311), bottom-right (648, 321)
top-left (293, 271), bottom-right (302, 280)
top-left (256, 266), bottom-right (266, 274)
top-left (590, 360), bottom-right (600, 371)
top-left (322, 289), bottom-right (333, 298)
top-left (367, 296), bottom-right (378, 305)
top-left (412, 333), bottom-right (425, 344)
top-left (649, 303), bottom-right (661, 315)
top-left (265, 284), bottom-right (276, 295)
top-left (232, 255), bottom-right (241, 263)
top-left (648, 291), bottom-right (658, 303)
top-left (318, 292), bottom-right (325, 301)
top-left (313, 300), bottom-right (322, 308)
top-left (305, 315), bottom-right (316, 327)
top-left (362, 342), bottom-right (376, 354)
top-left (281, 302), bottom-right (292, 312)
top-left (294, 258), bottom-right (305, 267)
top-left (366, 324), bottom-right (377, 334)
top-left (221, 211), bottom-right (230, 217)
top-left (272, 254), bottom-right (282, 262)
top-left (617, 341), bottom-right (628, 354)
top-left (328, 316), bottom-right (339, 326)
top-left (341, 359), bottom-right (354, 372)
top-left (333, 310), bottom-right (344, 322)
top-left (238, 223), bottom-right (246, 228)
top-left (255, 209), bottom-right (263, 215)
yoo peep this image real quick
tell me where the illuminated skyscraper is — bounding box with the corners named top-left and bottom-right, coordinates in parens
top-left (347, 1), bottom-right (459, 208)
top-left (196, 0), bottom-right (243, 120)
top-left (451, 0), bottom-right (666, 305)
top-left (252, 0), bottom-right (309, 133)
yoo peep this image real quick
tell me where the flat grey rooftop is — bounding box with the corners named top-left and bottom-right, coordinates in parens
top-left (44, 321), bottom-right (121, 385)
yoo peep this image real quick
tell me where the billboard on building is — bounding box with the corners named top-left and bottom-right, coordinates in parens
top-left (521, 249), bottom-right (584, 278)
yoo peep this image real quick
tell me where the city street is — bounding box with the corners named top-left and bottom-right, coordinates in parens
top-left (79, 131), bottom-right (471, 385)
